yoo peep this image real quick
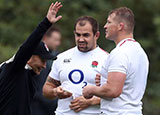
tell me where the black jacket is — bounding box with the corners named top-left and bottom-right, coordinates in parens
top-left (0, 18), bottom-right (51, 115)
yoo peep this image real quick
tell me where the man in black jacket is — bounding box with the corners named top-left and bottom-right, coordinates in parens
top-left (31, 27), bottom-right (61, 115)
top-left (0, 1), bottom-right (62, 115)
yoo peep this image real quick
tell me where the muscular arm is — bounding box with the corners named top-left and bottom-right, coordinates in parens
top-left (83, 72), bottom-right (126, 99)
top-left (43, 76), bottom-right (72, 99)
top-left (43, 76), bottom-right (61, 100)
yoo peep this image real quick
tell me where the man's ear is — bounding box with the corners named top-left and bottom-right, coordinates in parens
top-left (73, 30), bottom-right (76, 35)
top-left (95, 31), bottom-right (100, 40)
top-left (42, 35), bottom-right (48, 42)
top-left (27, 56), bottom-right (33, 66)
top-left (118, 22), bottom-right (124, 31)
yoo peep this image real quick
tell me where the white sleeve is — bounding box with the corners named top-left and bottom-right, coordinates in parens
top-left (49, 58), bottom-right (60, 81)
top-left (108, 50), bottom-right (128, 74)
top-left (100, 58), bottom-right (108, 78)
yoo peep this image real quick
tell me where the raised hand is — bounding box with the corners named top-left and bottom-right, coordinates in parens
top-left (46, 1), bottom-right (63, 23)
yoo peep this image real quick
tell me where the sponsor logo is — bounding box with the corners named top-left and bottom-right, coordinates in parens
top-left (63, 58), bottom-right (72, 63)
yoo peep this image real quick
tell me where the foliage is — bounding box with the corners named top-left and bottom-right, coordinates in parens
top-left (0, 0), bottom-right (160, 114)
top-left (0, 43), bottom-right (17, 62)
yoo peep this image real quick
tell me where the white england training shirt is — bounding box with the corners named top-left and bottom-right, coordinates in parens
top-left (49, 46), bottom-right (108, 115)
top-left (100, 38), bottom-right (149, 115)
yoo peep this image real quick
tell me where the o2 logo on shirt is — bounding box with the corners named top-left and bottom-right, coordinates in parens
top-left (68, 69), bottom-right (87, 88)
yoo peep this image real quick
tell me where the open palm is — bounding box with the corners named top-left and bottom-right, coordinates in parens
top-left (47, 1), bottom-right (62, 23)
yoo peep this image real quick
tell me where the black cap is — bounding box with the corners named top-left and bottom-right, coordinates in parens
top-left (33, 42), bottom-right (57, 60)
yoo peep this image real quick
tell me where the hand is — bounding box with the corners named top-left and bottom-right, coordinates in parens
top-left (54, 86), bottom-right (72, 99)
top-left (83, 85), bottom-right (95, 99)
top-left (69, 96), bottom-right (91, 112)
top-left (95, 73), bottom-right (101, 86)
top-left (46, 1), bottom-right (62, 23)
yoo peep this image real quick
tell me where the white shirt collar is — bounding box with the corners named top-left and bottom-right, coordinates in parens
top-left (116, 38), bottom-right (135, 47)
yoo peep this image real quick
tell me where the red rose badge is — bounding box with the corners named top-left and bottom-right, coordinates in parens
top-left (91, 61), bottom-right (98, 68)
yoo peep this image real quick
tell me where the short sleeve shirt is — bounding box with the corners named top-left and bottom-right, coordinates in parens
top-left (49, 46), bottom-right (109, 114)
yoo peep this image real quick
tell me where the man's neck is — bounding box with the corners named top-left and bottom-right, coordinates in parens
top-left (115, 33), bottom-right (133, 45)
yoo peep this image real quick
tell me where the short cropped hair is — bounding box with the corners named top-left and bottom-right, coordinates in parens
top-left (45, 26), bottom-right (60, 37)
top-left (109, 7), bottom-right (135, 33)
top-left (74, 16), bottom-right (99, 35)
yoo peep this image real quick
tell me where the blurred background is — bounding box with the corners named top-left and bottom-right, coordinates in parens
top-left (0, 0), bottom-right (160, 114)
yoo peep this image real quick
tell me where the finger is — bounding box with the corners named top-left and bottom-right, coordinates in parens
top-left (53, 1), bottom-right (58, 8)
top-left (95, 78), bottom-right (99, 81)
top-left (53, 2), bottom-right (61, 10)
top-left (70, 104), bottom-right (80, 110)
top-left (63, 91), bottom-right (72, 98)
top-left (70, 97), bottom-right (79, 103)
top-left (70, 100), bottom-right (76, 104)
top-left (54, 4), bottom-right (62, 13)
top-left (69, 102), bottom-right (79, 108)
top-left (63, 91), bottom-right (72, 96)
top-left (74, 107), bottom-right (82, 112)
top-left (58, 93), bottom-right (72, 99)
top-left (95, 79), bottom-right (100, 82)
top-left (70, 99), bottom-right (79, 104)
top-left (96, 83), bottom-right (100, 86)
top-left (56, 2), bottom-right (62, 7)
top-left (57, 87), bottom-right (63, 93)
top-left (57, 4), bottom-right (63, 11)
top-left (95, 73), bottom-right (101, 78)
top-left (49, 3), bottom-right (54, 10)
top-left (95, 77), bottom-right (100, 80)
top-left (55, 15), bottom-right (62, 22)
top-left (95, 79), bottom-right (100, 83)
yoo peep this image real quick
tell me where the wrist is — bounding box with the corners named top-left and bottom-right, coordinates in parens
top-left (87, 98), bottom-right (93, 106)
top-left (90, 96), bottom-right (100, 105)
top-left (52, 88), bottom-right (58, 98)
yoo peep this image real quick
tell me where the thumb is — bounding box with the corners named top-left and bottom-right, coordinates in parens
top-left (55, 15), bottom-right (62, 22)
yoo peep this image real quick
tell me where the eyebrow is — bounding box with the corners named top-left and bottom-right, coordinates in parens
top-left (75, 32), bottom-right (90, 35)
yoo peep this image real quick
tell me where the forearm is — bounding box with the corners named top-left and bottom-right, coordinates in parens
top-left (92, 84), bottom-right (120, 99)
top-left (43, 85), bottom-right (57, 100)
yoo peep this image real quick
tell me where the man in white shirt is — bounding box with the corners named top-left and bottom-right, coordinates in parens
top-left (43, 16), bottom-right (109, 115)
top-left (83, 7), bottom-right (149, 115)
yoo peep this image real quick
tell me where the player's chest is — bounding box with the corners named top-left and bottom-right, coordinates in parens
top-left (58, 56), bottom-right (103, 84)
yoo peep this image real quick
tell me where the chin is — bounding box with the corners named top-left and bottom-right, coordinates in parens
top-left (105, 35), bottom-right (109, 39)
top-left (79, 49), bottom-right (88, 52)
top-left (78, 47), bottom-right (88, 52)
top-left (106, 36), bottom-right (113, 41)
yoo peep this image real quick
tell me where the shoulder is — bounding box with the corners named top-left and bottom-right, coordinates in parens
top-left (97, 47), bottom-right (109, 57)
top-left (55, 47), bottom-right (76, 61)
top-left (109, 47), bottom-right (127, 61)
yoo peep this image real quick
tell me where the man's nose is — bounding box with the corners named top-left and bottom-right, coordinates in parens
top-left (79, 37), bottom-right (85, 42)
top-left (104, 23), bottom-right (107, 29)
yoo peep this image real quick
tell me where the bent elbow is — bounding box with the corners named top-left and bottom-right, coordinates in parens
top-left (111, 89), bottom-right (122, 98)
